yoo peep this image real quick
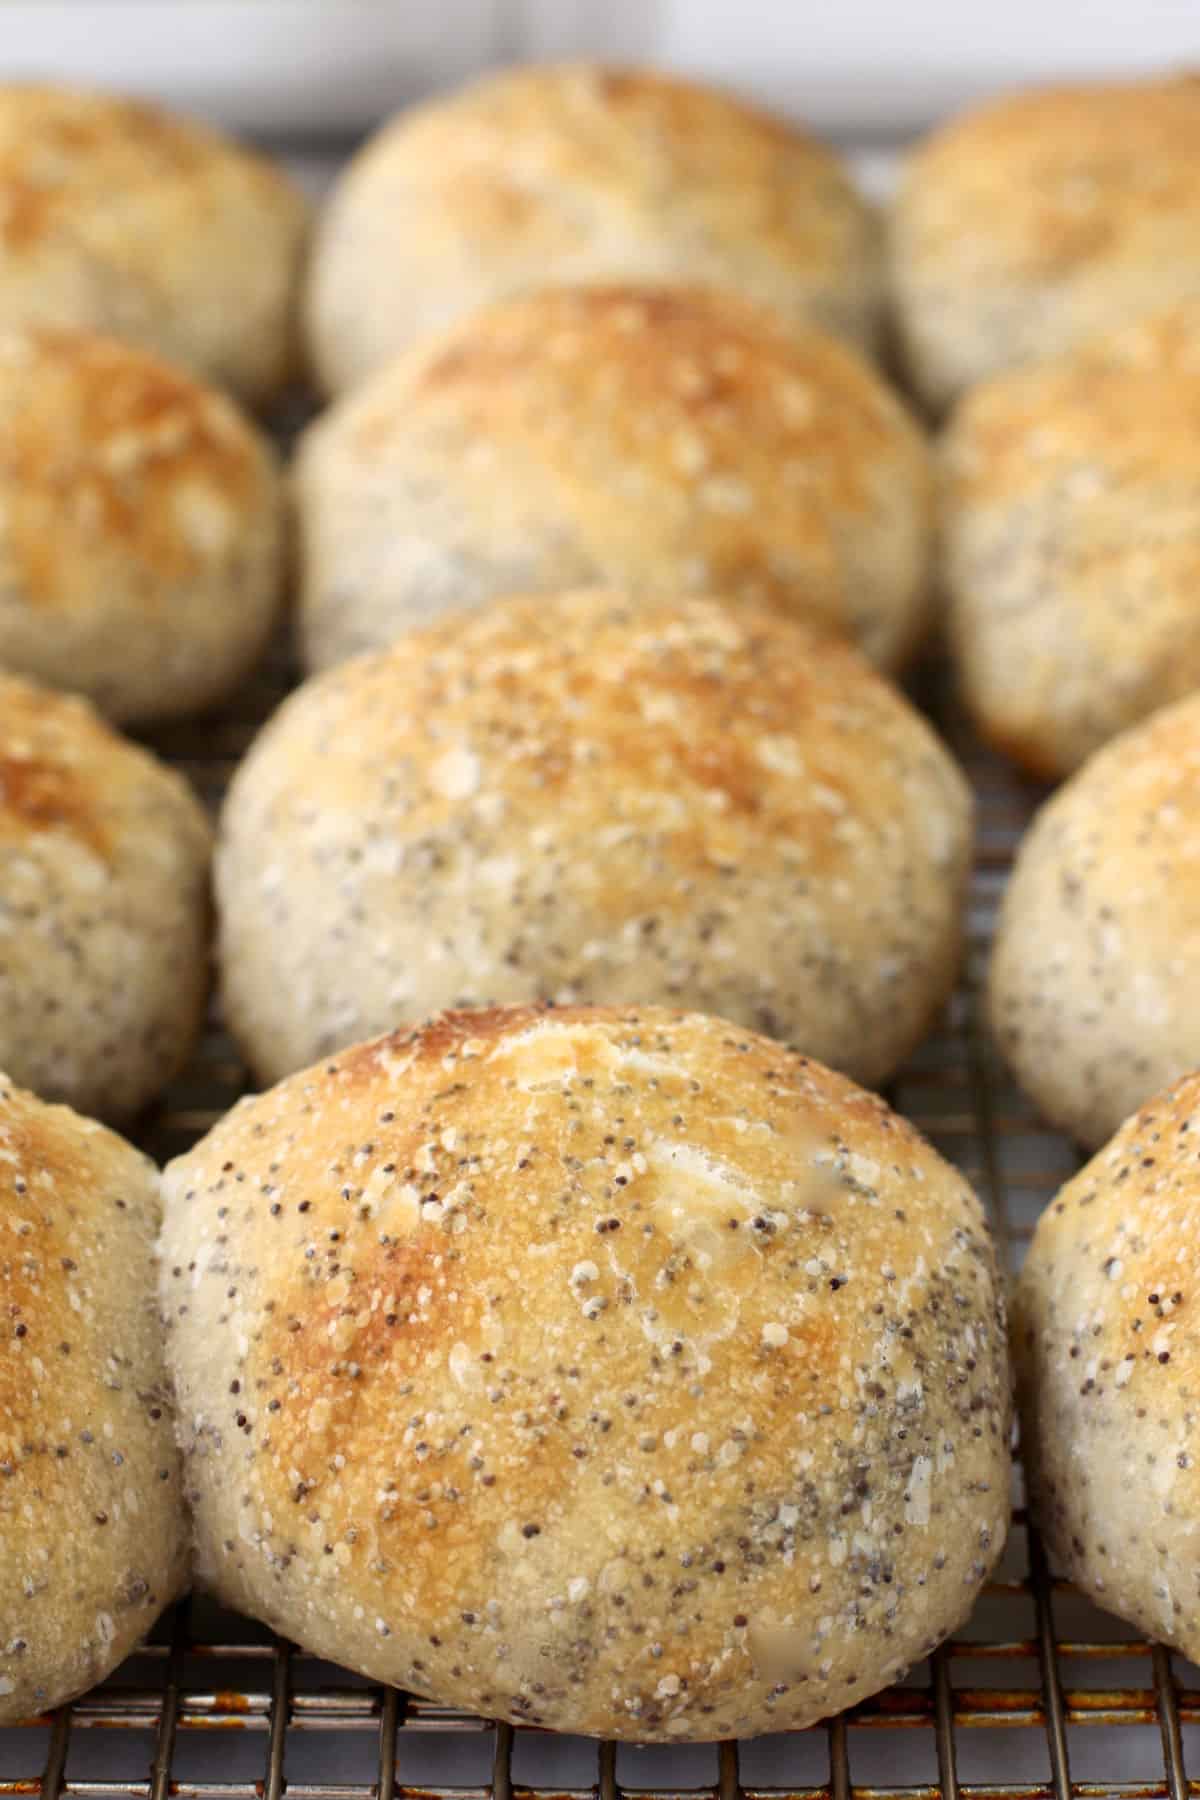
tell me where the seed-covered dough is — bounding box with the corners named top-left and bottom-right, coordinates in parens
top-left (0, 673), bottom-right (212, 1118)
top-left (161, 1003), bottom-right (1011, 1740)
top-left (0, 328), bottom-right (284, 723)
top-left (0, 1078), bottom-right (186, 1722)
top-left (219, 591), bottom-right (970, 1088)
top-left (305, 62), bottom-right (881, 395)
top-left (1016, 1068), bottom-right (1200, 1659)
top-left (295, 285), bottom-right (933, 674)
top-left (990, 691), bottom-right (1200, 1148)
top-left (891, 76), bottom-right (1200, 412)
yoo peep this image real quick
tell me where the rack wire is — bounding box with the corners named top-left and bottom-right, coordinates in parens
top-left (2, 630), bottom-right (1197, 1800)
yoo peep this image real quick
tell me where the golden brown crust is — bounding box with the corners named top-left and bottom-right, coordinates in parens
top-left (0, 83), bottom-right (310, 403)
top-left (0, 673), bottom-right (212, 1117)
top-left (941, 305), bottom-right (1200, 776)
top-left (296, 285), bottom-right (933, 673)
top-left (304, 62), bottom-right (881, 395)
top-left (219, 589), bottom-right (970, 1088)
top-left (891, 77), bottom-right (1200, 410)
top-left (0, 1077), bottom-right (186, 1722)
top-left (1016, 1069), bottom-right (1200, 1658)
top-left (162, 1003), bottom-right (1010, 1740)
top-left (990, 691), bottom-right (1200, 1149)
top-left (0, 328), bottom-right (284, 722)
top-left (3, 328), bottom-right (268, 596)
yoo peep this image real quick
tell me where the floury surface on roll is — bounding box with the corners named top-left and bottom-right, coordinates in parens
top-left (0, 673), bottom-right (212, 1119)
top-left (218, 591), bottom-right (971, 1088)
top-left (1, 1077), bottom-right (186, 1724)
top-left (990, 691), bottom-right (1200, 1151)
top-left (1016, 1069), bottom-right (1200, 1661)
top-left (0, 327), bottom-right (284, 724)
top-left (891, 76), bottom-right (1200, 413)
top-left (942, 301), bottom-right (1200, 780)
top-left (0, 84), bottom-right (309, 406)
top-left (295, 285), bottom-right (933, 674)
top-left (304, 62), bottom-right (882, 397)
top-left (161, 1004), bottom-right (1012, 1741)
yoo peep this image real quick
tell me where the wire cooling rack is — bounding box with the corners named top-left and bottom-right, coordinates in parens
top-left (2, 639), bottom-right (1198, 1800)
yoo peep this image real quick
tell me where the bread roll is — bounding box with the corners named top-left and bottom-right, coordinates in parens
top-left (990, 691), bottom-right (1200, 1149)
top-left (295, 285), bottom-right (933, 674)
top-left (0, 83), bottom-right (309, 405)
top-left (0, 328), bottom-right (284, 724)
top-left (891, 77), bottom-right (1200, 412)
top-left (304, 62), bottom-right (881, 397)
top-left (0, 674), bottom-right (212, 1118)
top-left (161, 1002), bottom-right (1011, 1740)
top-left (1016, 1068), bottom-right (1200, 1659)
top-left (942, 301), bottom-right (1200, 778)
top-left (0, 1077), bottom-right (186, 1723)
top-left (219, 590), bottom-right (970, 1088)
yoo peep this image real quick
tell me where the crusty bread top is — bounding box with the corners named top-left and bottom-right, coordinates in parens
top-left (0, 83), bottom-right (309, 401)
top-left (0, 672), bottom-right (211, 862)
top-left (943, 304), bottom-right (1200, 508)
top-left (897, 76), bottom-right (1200, 276)
top-left (0, 84), bottom-right (291, 249)
top-left (162, 1003), bottom-right (1009, 1737)
top-left (0, 327), bottom-right (277, 608)
top-left (305, 61), bottom-right (880, 389)
top-left (298, 285), bottom-right (931, 669)
top-left (226, 588), bottom-right (966, 931)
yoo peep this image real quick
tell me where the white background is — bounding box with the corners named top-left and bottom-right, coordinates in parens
top-left (2, 0), bottom-right (1199, 140)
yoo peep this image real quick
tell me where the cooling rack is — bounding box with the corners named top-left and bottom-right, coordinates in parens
top-left (2, 637), bottom-right (1196, 1800)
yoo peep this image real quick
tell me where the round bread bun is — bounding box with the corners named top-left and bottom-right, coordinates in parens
top-left (890, 76), bottom-right (1200, 413)
top-left (218, 590), bottom-right (971, 1089)
top-left (0, 1076), bottom-right (186, 1724)
top-left (0, 83), bottom-right (309, 405)
top-left (0, 673), bottom-right (212, 1119)
top-left (1015, 1067), bottom-right (1200, 1660)
top-left (0, 328), bottom-right (284, 725)
top-left (942, 301), bottom-right (1200, 779)
top-left (295, 285), bottom-right (933, 675)
top-left (990, 691), bottom-right (1200, 1149)
top-left (304, 62), bottom-right (882, 397)
top-left (161, 1002), bottom-right (1011, 1741)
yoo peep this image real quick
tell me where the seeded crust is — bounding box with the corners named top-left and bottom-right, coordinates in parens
top-left (942, 300), bottom-right (1200, 779)
top-left (304, 62), bottom-right (882, 397)
top-left (161, 1003), bottom-right (1010, 1740)
top-left (0, 328), bottom-right (284, 723)
top-left (218, 590), bottom-right (970, 1088)
top-left (0, 1076), bottom-right (186, 1723)
top-left (294, 284), bottom-right (933, 675)
top-left (990, 692), bottom-right (1200, 1150)
top-left (890, 76), bottom-right (1200, 413)
top-left (0, 83), bottom-right (309, 405)
top-left (0, 673), bottom-right (212, 1118)
top-left (1016, 1069), bottom-right (1200, 1658)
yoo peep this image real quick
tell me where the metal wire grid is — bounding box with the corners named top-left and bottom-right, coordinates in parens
top-left (2, 653), bottom-right (1198, 1800)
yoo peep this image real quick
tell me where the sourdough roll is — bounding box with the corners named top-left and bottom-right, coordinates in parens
top-left (0, 674), bottom-right (212, 1118)
top-left (0, 83), bottom-right (309, 404)
top-left (0, 328), bottom-right (284, 724)
top-left (305, 62), bottom-right (882, 396)
top-left (218, 590), bottom-right (971, 1087)
top-left (295, 285), bottom-right (933, 674)
top-left (161, 1003), bottom-right (1011, 1741)
top-left (891, 76), bottom-right (1200, 412)
top-left (0, 1078), bottom-right (186, 1723)
top-left (942, 301), bottom-right (1200, 778)
top-left (1016, 1069), bottom-right (1200, 1660)
top-left (990, 691), bottom-right (1200, 1149)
